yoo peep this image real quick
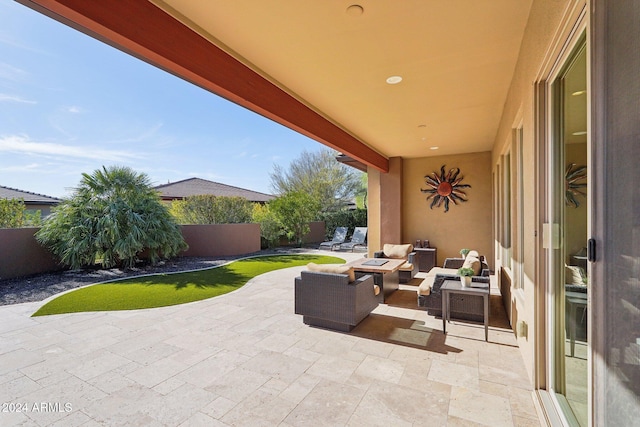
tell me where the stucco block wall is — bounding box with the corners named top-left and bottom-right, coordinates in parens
top-left (306, 221), bottom-right (326, 243)
top-left (402, 152), bottom-right (493, 265)
top-left (0, 228), bottom-right (63, 280)
top-left (491, 0), bottom-right (575, 382)
top-left (179, 224), bottom-right (260, 257)
top-left (0, 224), bottom-right (264, 280)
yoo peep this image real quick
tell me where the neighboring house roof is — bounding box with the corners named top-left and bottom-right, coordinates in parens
top-left (0, 185), bottom-right (61, 205)
top-left (154, 178), bottom-right (275, 203)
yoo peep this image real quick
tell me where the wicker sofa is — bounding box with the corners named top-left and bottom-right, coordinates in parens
top-left (417, 253), bottom-right (490, 321)
top-left (294, 269), bottom-right (378, 332)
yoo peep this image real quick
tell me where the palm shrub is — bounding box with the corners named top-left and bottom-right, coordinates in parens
top-left (36, 166), bottom-right (187, 269)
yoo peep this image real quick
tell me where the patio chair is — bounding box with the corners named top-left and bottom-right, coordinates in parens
top-left (339, 227), bottom-right (368, 252)
top-left (294, 266), bottom-right (378, 332)
top-left (318, 226), bottom-right (348, 250)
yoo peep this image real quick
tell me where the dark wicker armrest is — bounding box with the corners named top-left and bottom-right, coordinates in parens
top-left (373, 251), bottom-right (384, 258)
top-left (443, 258), bottom-right (464, 269)
top-left (407, 252), bottom-right (416, 263)
top-left (431, 274), bottom-right (459, 294)
top-left (471, 275), bottom-right (490, 283)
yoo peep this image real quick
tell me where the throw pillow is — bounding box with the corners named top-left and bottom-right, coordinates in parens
top-left (466, 250), bottom-right (480, 261)
top-left (565, 264), bottom-right (586, 286)
top-left (462, 256), bottom-right (482, 276)
top-left (307, 262), bottom-right (356, 282)
top-left (383, 243), bottom-right (413, 259)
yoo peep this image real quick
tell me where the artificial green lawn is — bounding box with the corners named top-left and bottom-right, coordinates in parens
top-left (32, 254), bottom-right (345, 316)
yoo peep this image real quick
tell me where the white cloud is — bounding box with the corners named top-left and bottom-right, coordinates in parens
top-left (0, 93), bottom-right (36, 104)
top-left (66, 106), bottom-right (81, 113)
top-left (0, 135), bottom-right (141, 162)
top-left (0, 162), bottom-right (40, 172)
top-left (0, 62), bottom-right (27, 82)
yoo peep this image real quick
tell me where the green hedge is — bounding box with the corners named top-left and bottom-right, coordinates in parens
top-left (319, 208), bottom-right (367, 240)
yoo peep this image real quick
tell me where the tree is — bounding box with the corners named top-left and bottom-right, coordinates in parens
top-left (170, 195), bottom-right (253, 224)
top-left (270, 148), bottom-right (363, 213)
top-left (0, 198), bottom-right (26, 228)
top-left (251, 203), bottom-right (283, 248)
top-left (269, 191), bottom-right (320, 246)
top-left (36, 166), bottom-right (187, 269)
top-left (355, 173), bottom-right (368, 209)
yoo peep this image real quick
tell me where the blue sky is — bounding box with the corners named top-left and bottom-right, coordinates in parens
top-left (0, 1), bottom-right (321, 198)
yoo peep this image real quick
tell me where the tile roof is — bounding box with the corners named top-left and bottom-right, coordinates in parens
top-left (154, 177), bottom-right (274, 203)
top-left (0, 185), bottom-right (61, 204)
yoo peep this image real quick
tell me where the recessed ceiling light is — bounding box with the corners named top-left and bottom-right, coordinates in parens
top-left (572, 131), bottom-right (587, 136)
top-left (572, 90), bottom-right (586, 96)
top-left (430, 146), bottom-right (439, 150)
top-left (386, 76), bottom-right (402, 85)
top-left (346, 4), bottom-right (364, 16)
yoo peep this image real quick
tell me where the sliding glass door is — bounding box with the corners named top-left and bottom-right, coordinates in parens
top-left (548, 40), bottom-right (589, 426)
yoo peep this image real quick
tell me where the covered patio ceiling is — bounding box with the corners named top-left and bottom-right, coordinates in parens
top-left (19, 0), bottom-right (533, 172)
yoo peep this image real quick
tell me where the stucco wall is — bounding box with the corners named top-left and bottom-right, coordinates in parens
top-left (179, 223), bottom-right (261, 257)
top-left (403, 152), bottom-right (493, 266)
top-left (491, 0), bottom-right (575, 383)
top-left (366, 168), bottom-right (382, 258)
top-left (0, 223), bottom-right (264, 280)
top-left (0, 228), bottom-right (63, 280)
top-left (306, 221), bottom-right (326, 244)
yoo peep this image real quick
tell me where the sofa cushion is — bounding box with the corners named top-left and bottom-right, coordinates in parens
top-left (383, 243), bottom-right (413, 259)
top-left (425, 267), bottom-right (459, 277)
top-left (373, 285), bottom-right (381, 296)
top-left (462, 256), bottom-right (482, 276)
top-left (307, 263), bottom-right (356, 282)
top-left (565, 264), bottom-right (586, 286)
top-left (466, 250), bottom-right (480, 260)
top-left (417, 276), bottom-right (435, 296)
top-left (399, 262), bottom-right (415, 272)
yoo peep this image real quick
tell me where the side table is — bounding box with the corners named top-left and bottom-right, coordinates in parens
top-left (441, 279), bottom-right (490, 341)
top-left (566, 291), bottom-right (587, 357)
top-left (414, 247), bottom-right (437, 272)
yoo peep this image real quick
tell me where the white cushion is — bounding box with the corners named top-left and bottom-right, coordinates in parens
top-left (399, 262), bottom-right (414, 271)
top-left (425, 267), bottom-right (459, 277)
top-left (417, 277), bottom-right (435, 296)
top-left (307, 263), bottom-right (356, 282)
top-left (462, 256), bottom-right (481, 276)
top-left (383, 243), bottom-right (413, 259)
top-left (565, 264), bottom-right (586, 286)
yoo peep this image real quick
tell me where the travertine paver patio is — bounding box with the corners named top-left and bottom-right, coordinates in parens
top-left (0, 251), bottom-right (541, 426)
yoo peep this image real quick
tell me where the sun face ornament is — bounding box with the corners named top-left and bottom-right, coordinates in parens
top-left (565, 163), bottom-right (587, 208)
top-left (421, 165), bottom-right (471, 212)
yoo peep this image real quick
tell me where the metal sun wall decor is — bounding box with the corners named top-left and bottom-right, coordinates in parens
top-left (421, 165), bottom-right (471, 212)
top-left (565, 163), bottom-right (587, 208)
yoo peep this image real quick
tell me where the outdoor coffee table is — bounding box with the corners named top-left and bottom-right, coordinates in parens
top-left (441, 279), bottom-right (490, 341)
top-left (347, 257), bottom-right (404, 302)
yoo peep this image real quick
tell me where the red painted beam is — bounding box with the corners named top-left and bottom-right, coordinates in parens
top-left (17, 0), bottom-right (389, 173)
